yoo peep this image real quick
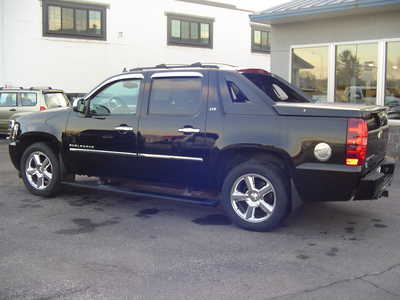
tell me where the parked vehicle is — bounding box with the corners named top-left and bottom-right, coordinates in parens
top-left (0, 87), bottom-right (69, 134)
top-left (8, 63), bottom-right (394, 231)
top-left (343, 86), bottom-right (378, 105)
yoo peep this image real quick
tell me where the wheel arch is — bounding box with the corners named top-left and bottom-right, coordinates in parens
top-left (213, 144), bottom-right (295, 188)
top-left (14, 132), bottom-right (61, 170)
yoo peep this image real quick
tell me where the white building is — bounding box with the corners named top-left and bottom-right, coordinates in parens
top-left (0, 0), bottom-right (271, 93)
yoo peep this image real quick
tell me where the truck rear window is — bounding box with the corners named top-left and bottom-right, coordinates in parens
top-left (44, 93), bottom-right (69, 108)
top-left (242, 73), bottom-right (310, 103)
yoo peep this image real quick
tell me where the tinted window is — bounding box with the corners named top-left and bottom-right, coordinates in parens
top-left (20, 93), bottom-right (38, 106)
top-left (227, 81), bottom-right (250, 103)
top-left (90, 79), bottom-right (141, 115)
top-left (44, 93), bottom-right (69, 108)
top-left (149, 78), bottom-right (202, 115)
top-left (0, 93), bottom-right (17, 107)
top-left (242, 73), bottom-right (310, 103)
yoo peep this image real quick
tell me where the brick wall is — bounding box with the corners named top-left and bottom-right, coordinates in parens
top-left (388, 122), bottom-right (400, 159)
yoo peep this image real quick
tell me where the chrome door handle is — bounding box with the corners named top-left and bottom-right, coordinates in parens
top-left (178, 127), bottom-right (200, 133)
top-left (115, 126), bottom-right (134, 131)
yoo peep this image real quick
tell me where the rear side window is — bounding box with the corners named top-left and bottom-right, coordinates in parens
top-left (44, 93), bottom-right (69, 108)
top-left (271, 84), bottom-right (289, 101)
top-left (227, 81), bottom-right (250, 103)
top-left (149, 77), bottom-right (202, 115)
top-left (20, 93), bottom-right (37, 106)
top-left (0, 93), bottom-right (17, 107)
top-left (243, 73), bottom-right (310, 103)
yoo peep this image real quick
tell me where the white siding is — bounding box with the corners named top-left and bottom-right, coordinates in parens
top-left (0, 0), bottom-right (5, 85)
top-left (0, 0), bottom-right (270, 92)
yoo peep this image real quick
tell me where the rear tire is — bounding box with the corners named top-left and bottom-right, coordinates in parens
top-left (221, 160), bottom-right (290, 231)
top-left (20, 143), bottom-right (61, 197)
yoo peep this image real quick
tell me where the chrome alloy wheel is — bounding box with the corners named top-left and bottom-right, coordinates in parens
top-left (25, 151), bottom-right (53, 190)
top-left (230, 173), bottom-right (276, 223)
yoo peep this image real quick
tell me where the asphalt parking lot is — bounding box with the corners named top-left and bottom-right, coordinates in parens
top-left (1, 137), bottom-right (400, 300)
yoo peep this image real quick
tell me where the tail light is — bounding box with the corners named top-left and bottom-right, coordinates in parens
top-left (40, 106), bottom-right (46, 111)
top-left (346, 118), bottom-right (368, 166)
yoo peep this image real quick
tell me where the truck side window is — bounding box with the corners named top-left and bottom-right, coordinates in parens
top-left (149, 77), bottom-right (202, 116)
top-left (227, 81), bottom-right (250, 103)
top-left (90, 79), bottom-right (141, 115)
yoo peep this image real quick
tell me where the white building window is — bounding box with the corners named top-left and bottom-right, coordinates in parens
top-left (43, 0), bottom-right (107, 40)
top-left (167, 14), bottom-right (213, 48)
top-left (251, 26), bottom-right (271, 53)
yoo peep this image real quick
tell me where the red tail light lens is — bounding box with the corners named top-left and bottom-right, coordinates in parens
top-left (346, 118), bottom-right (368, 166)
top-left (39, 106), bottom-right (46, 111)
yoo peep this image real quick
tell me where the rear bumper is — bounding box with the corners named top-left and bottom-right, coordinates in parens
top-left (355, 157), bottom-right (395, 200)
top-left (294, 157), bottom-right (395, 202)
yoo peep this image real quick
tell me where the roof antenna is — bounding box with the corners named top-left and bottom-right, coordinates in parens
top-left (122, 67), bottom-right (127, 73)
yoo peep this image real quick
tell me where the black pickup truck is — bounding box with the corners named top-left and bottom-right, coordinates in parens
top-left (8, 63), bottom-right (395, 231)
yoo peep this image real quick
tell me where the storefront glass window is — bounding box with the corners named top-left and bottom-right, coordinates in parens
top-left (292, 46), bottom-right (328, 102)
top-left (335, 43), bottom-right (378, 105)
top-left (385, 41), bottom-right (400, 119)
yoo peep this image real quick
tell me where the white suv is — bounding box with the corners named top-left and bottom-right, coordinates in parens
top-left (0, 87), bottom-right (70, 134)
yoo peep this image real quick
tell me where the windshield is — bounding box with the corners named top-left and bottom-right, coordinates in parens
top-left (242, 72), bottom-right (311, 103)
top-left (44, 93), bottom-right (69, 108)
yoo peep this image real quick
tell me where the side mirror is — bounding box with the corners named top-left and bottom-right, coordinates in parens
top-left (73, 98), bottom-right (86, 113)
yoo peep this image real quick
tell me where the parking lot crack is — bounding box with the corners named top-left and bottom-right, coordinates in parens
top-left (266, 262), bottom-right (400, 300)
top-left (360, 278), bottom-right (400, 298)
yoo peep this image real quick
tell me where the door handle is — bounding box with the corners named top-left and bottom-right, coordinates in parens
top-left (178, 127), bottom-right (200, 133)
top-left (115, 126), bottom-right (134, 131)
top-left (9, 109), bottom-right (16, 112)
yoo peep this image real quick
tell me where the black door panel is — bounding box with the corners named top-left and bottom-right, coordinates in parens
top-left (65, 114), bottom-right (139, 177)
top-left (137, 72), bottom-right (210, 187)
top-left (64, 78), bottom-right (143, 177)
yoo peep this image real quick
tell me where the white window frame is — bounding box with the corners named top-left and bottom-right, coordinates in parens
top-left (289, 38), bottom-right (400, 106)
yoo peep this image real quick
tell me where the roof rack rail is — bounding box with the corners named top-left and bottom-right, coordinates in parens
top-left (0, 86), bottom-right (24, 90)
top-left (29, 86), bottom-right (52, 90)
top-left (199, 62), bottom-right (238, 68)
top-left (129, 62), bottom-right (222, 72)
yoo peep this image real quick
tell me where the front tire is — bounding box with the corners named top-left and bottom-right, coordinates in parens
top-left (221, 160), bottom-right (290, 231)
top-left (20, 143), bottom-right (61, 197)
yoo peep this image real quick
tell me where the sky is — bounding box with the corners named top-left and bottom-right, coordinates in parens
top-left (229, 0), bottom-right (293, 12)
